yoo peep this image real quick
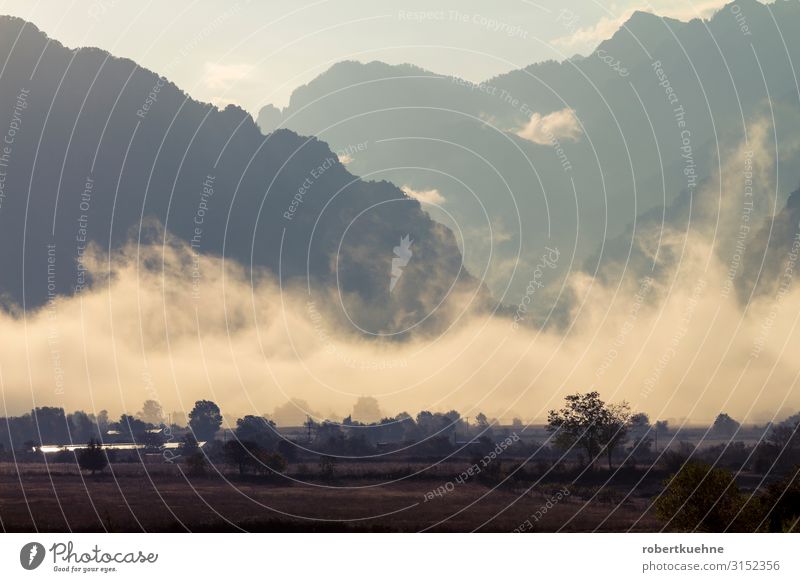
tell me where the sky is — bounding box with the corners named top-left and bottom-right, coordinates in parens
top-left (0, 0), bottom-right (744, 114)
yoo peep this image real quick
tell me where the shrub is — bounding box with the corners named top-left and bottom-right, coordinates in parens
top-left (655, 461), bottom-right (748, 532)
top-left (759, 468), bottom-right (800, 532)
top-left (78, 439), bottom-right (108, 475)
top-left (319, 455), bottom-right (337, 480)
top-left (186, 452), bottom-right (207, 477)
top-left (255, 451), bottom-right (288, 477)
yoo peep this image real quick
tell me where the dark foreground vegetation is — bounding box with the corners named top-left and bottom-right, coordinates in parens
top-left (1, 393), bottom-right (799, 532)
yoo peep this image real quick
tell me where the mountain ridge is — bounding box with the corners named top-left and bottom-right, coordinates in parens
top-left (0, 15), bottom-right (485, 336)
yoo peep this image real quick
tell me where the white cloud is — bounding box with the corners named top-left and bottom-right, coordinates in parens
top-left (338, 152), bottom-right (354, 165)
top-left (0, 120), bottom-right (793, 425)
top-left (202, 62), bottom-right (254, 90)
top-left (401, 185), bottom-right (446, 205)
top-left (515, 107), bottom-right (582, 145)
top-left (553, 1), bottom-right (731, 52)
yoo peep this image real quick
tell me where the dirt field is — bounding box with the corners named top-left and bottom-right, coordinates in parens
top-left (0, 463), bottom-right (661, 532)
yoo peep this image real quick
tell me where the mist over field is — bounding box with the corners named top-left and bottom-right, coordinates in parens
top-left (4, 129), bottom-right (799, 425)
top-left (1, 1), bottom-right (799, 428)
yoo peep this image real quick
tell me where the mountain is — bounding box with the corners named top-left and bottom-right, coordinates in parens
top-left (0, 16), bottom-right (485, 335)
top-left (742, 186), bottom-right (800, 298)
top-left (258, 0), bottom-right (800, 307)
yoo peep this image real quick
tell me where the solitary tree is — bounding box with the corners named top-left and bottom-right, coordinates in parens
top-left (188, 400), bottom-right (222, 441)
top-left (546, 391), bottom-right (631, 470)
top-left (78, 438), bottom-right (108, 475)
top-left (712, 413), bottom-right (741, 437)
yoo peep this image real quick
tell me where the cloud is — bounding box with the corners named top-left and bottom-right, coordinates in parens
top-left (337, 152), bottom-right (354, 165)
top-left (552, 1), bottom-right (732, 52)
top-left (401, 185), bottom-right (446, 205)
top-left (202, 62), bottom-right (254, 90)
top-left (515, 108), bottom-right (582, 145)
top-left (0, 119), bottom-right (796, 425)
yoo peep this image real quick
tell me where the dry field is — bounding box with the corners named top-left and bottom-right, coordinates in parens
top-left (0, 462), bottom-right (661, 532)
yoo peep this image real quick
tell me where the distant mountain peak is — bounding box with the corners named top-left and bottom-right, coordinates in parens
top-left (786, 186), bottom-right (800, 211)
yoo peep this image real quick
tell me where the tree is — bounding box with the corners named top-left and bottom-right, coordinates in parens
top-left (188, 400), bottom-right (222, 441)
top-left (546, 391), bottom-right (631, 470)
top-left (31, 407), bottom-right (69, 444)
top-left (141, 430), bottom-right (166, 451)
top-left (255, 451), bottom-right (288, 477)
top-left (78, 438), bottom-right (108, 475)
top-left (319, 454), bottom-right (337, 480)
top-left (137, 400), bottom-right (164, 425)
top-left (314, 421), bottom-right (345, 452)
top-left (234, 415), bottom-right (277, 450)
top-left (754, 419), bottom-right (800, 472)
top-left (472, 412), bottom-right (493, 440)
top-left (68, 410), bottom-right (98, 443)
top-left (303, 416), bottom-right (318, 442)
top-left (712, 413), bottom-right (741, 437)
top-left (277, 439), bottom-right (298, 463)
top-left (415, 411), bottom-right (437, 437)
top-left (96, 410), bottom-right (109, 433)
top-left (186, 451), bottom-right (207, 477)
top-left (441, 410), bottom-right (463, 441)
top-left (628, 413), bottom-right (652, 460)
top-left (352, 396), bottom-right (381, 424)
top-left (116, 414), bottom-right (149, 442)
top-left (181, 435), bottom-right (205, 476)
top-left (271, 399), bottom-right (321, 427)
top-left (759, 469), bottom-right (800, 532)
top-left (180, 433), bottom-right (200, 455)
top-left (223, 440), bottom-right (261, 475)
top-left (655, 461), bottom-right (749, 532)
top-left (169, 411), bottom-right (187, 428)
top-left (598, 403), bottom-right (631, 469)
top-left (629, 413), bottom-right (651, 437)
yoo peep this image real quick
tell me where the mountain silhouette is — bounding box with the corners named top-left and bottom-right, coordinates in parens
top-left (258, 0), bottom-right (800, 307)
top-left (0, 16), bottom-right (485, 335)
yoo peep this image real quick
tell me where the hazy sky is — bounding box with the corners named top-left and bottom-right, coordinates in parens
top-left (0, 0), bottom-right (741, 114)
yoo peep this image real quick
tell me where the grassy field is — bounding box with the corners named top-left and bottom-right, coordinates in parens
top-left (0, 462), bottom-right (662, 532)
